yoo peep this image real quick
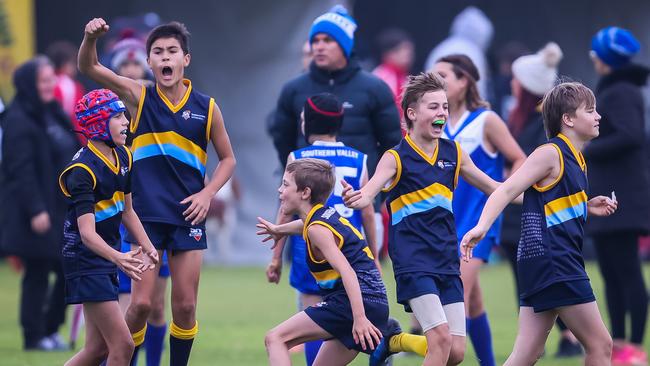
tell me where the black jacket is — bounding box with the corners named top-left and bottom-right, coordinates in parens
top-left (0, 59), bottom-right (80, 259)
top-left (270, 59), bottom-right (402, 175)
top-left (584, 64), bottom-right (650, 235)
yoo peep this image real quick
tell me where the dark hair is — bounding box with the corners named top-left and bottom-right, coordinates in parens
top-left (401, 72), bottom-right (446, 129)
top-left (376, 28), bottom-right (412, 55)
top-left (46, 41), bottom-right (78, 70)
top-left (437, 54), bottom-right (489, 111)
top-left (146, 21), bottom-right (190, 56)
top-left (303, 93), bottom-right (343, 139)
top-left (286, 158), bottom-right (335, 204)
top-left (541, 81), bottom-right (596, 138)
top-left (508, 86), bottom-right (542, 137)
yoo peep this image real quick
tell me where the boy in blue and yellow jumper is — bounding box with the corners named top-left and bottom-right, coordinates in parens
top-left (257, 158), bottom-right (387, 365)
top-left (60, 89), bottom-right (158, 366)
top-left (79, 18), bottom-right (236, 365)
top-left (462, 82), bottom-right (617, 365)
top-left (343, 72), bottom-right (503, 366)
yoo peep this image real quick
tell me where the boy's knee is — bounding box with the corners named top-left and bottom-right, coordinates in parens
top-left (86, 342), bottom-right (108, 361)
top-left (150, 301), bottom-right (165, 323)
top-left (173, 299), bottom-right (196, 319)
top-left (426, 325), bottom-right (452, 352)
top-left (584, 332), bottom-right (612, 358)
top-left (447, 340), bottom-right (465, 365)
top-left (128, 298), bottom-right (153, 320)
top-left (264, 328), bottom-right (284, 349)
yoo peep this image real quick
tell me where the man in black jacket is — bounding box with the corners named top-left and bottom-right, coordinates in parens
top-left (270, 5), bottom-right (401, 176)
top-left (586, 26), bottom-right (649, 363)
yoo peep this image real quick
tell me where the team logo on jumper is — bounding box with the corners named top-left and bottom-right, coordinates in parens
top-left (313, 301), bottom-right (328, 308)
top-left (182, 109), bottom-right (206, 121)
top-left (72, 148), bottom-right (84, 161)
top-left (189, 228), bottom-right (203, 241)
top-left (120, 166), bottom-right (129, 176)
top-left (437, 160), bottom-right (456, 169)
top-left (342, 101), bottom-right (354, 109)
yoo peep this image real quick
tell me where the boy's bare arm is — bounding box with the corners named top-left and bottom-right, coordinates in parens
top-left (343, 151), bottom-right (397, 209)
top-left (78, 18), bottom-right (143, 114)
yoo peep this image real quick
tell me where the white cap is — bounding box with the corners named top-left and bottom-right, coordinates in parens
top-left (512, 42), bottom-right (563, 96)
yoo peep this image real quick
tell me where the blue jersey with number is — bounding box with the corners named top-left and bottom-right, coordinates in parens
top-left (443, 108), bottom-right (504, 243)
top-left (517, 134), bottom-right (590, 297)
top-left (288, 141), bottom-right (367, 294)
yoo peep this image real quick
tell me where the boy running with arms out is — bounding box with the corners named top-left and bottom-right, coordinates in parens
top-left (78, 18), bottom-right (236, 365)
top-left (60, 89), bottom-right (158, 366)
top-left (265, 93), bottom-right (380, 365)
top-left (258, 158), bottom-right (386, 365)
top-left (461, 82), bottom-right (616, 365)
top-left (343, 72), bottom-right (502, 366)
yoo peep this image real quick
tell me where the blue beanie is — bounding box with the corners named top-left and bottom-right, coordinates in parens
top-left (309, 5), bottom-right (357, 58)
top-left (591, 27), bottom-right (640, 68)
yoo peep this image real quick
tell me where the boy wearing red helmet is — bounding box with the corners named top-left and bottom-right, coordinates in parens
top-left (59, 89), bottom-right (158, 366)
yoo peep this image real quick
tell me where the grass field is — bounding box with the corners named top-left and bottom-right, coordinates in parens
top-left (0, 262), bottom-right (648, 365)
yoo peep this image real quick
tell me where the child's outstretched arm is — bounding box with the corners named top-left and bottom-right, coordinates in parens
top-left (461, 144), bottom-right (561, 260)
top-left (307, 224), bottom-right (383, 351)
top-left (78, 18), bottom-right (143, 114)
top-left (122, 193), bottom-right (159, 270)
top-left (342, 151), bottom-right (398, 209)
top-left (359, 167), bottom-right (381, 272)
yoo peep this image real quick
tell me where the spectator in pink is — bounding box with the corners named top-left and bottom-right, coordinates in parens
top-left (47, 41), bottom-right (86, 144)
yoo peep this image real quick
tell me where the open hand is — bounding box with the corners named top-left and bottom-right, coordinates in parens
top-left (139, 248), bottom-right (159, 271)
top-left (256, 217), bottom-right (286, 249)
top-left (114, 247), bottom-right (144, 281)
top-left (181, 190), bottom-right (213, 225)
top-left (460, 226), bottom-right (487, 262)
top-left (341, 180), bottom-right (369, 209)
top-left (352, 315), bottom-right (382, 351)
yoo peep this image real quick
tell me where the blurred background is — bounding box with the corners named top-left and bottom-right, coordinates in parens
top-left (1, 0), bottom-right (644, 265)
top-left (0, 0), bottom-right (649, 365)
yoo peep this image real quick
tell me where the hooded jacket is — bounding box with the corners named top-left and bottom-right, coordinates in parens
top-left (584, 64), bottom-right (650, 235)
top-left (271, 58), bottom-right (401, 176)
top-left (424, 6), bottom-right (493, 97)
top-left (0, 58), bottom-right (79, 259)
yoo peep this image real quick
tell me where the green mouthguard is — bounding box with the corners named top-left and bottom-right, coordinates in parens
top-left (433, 119), bottom-right (446, 125)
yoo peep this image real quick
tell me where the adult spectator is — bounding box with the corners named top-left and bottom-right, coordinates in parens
top-left (424, 6), bottom-right (493, 99)
top-left (372, 28), bottom-right (414, 125)
top-left (586, 26), bottom-right (649, 365)
top-left (46, 41), bottom-right (86, 144)
top-left (0, 56), bottom-right (79, 351)
top-left (270, 5), bottom-right (402, 174)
